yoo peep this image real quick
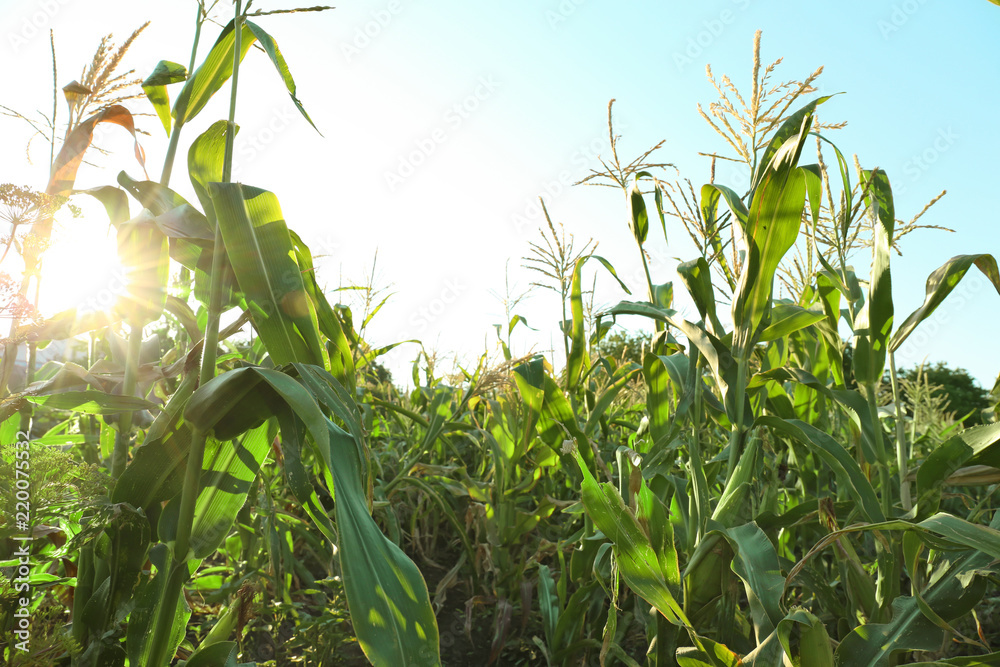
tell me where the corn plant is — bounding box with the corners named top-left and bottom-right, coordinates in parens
top-left (1, 3), bottom-right (442, 665)
top-left (508, 39), bottom-right (1000, 666)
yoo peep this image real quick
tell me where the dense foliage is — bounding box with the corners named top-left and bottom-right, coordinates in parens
top-left (2, 4), bottom-right (1000, 667)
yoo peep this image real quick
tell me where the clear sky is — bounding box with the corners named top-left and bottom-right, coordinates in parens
top-left (1, 0), bottom-right (998, 388)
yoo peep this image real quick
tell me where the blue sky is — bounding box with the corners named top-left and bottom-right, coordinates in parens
top-left (1, 0), bottom-right (998, 388)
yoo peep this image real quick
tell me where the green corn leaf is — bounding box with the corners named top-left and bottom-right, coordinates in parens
top-left (566, 257), bottom-right (588, 391)
top-left (629, 180), bottom-right (649, 246)
top-left (244, 20), bottom-right (320, 133)
top-left (288, 230), bottom-right (357, 392)
top-left (910, 653), bottom-right (1000, 666)
top-left (73, 185), bottom-right (130, 226)
top-left (537, 565), bottom-right (560, 647)
top-left (853, 168), bottom-right (895, 387)
top-left (26, 390), bottom-right (157, 414)
top-left (890, 254), bottom-right (1000, 353)
top-left (731, 118), bottom-right (811, 358)
top-left (571, 446), bottom-right (691, 628)
top-left (677, 256), bottom-right (723, 336)
top-left (188, 120), bottom-right (235, 220)
top-left (749, 367), bottom-right (880, 464)
top-left (777, 608), bottom-right (834, 667)
top-left (750, 96), bottom-right (833, 193)
top-left (916, 422), bottom-right (1000, 520)
top-left (758, 303), bottom-right (825, 341)
top-left (758, 416), bottom-right (884, 522)
top-left (183, 641), bottom-right (239, 667)
top-left (209, 183), bottom-right (328, 367)
top-left (584, 362), bottom-right (640, 436)
top-left (128, 545), bottom-right (192, 666)
top-left (172, 19), bottom-right (255, 126)
top-left (142, 60), bottom-right (187, 136)
top-left (700, 183), bottom-right (745, 289)
top-left (185, 365), bottom-right (441, 665)
top-left (643, 352), bottom-right (673, 449)
top-left (723, 522), bottom-right (785, 643)
top-left (177, 423), bottom-right (272, 559)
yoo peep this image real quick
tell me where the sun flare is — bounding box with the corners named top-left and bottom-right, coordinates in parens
top-left (38, 216), bottom-right (124, 317)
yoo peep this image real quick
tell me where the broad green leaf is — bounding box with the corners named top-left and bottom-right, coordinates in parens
top-left (731, 129), bottom-right (810, 357)
top-left (185, 424), bottom-right (272, 558)
top-left (853, 168), bottom-right (895, 387)
top-left (73, 185), bottom-right (130, 226)
top-left (289, 231), bottom-right (357, 392)
top-left (572, 446), bottom-right (691, 628)
top-left (244, 20), bottom-right (320, 133)
top-left (209, 183), bottom-right (328, 367)
top-left (188, 120), bottom-right (235, 220)
top-left (26, 390), bottom-right (156, 414)
top-left (629, 180), bottom-right (649, 246)
top-left (890, 254), bottom-right (1000, 353)
top-left (700, 183), bottom-right (746, 289)
top-left (142, 60), bottom-right (187, 136)
top-left (677, 256), bottom-right (723, 335)
top-left (128, 546), bottom-right (191, 666)
top-left (916, 422), bottom-right (1000, 519)
top-left (643, 352), bottom-right (673, 449)
top-left (584, 362), bottom-right (641, 436)
top-left (759, 416), bottom-right (884, 522)
top-left (751, 96), bottom-right (833, 193)
top-left (172, 19), bottom-right (255, 126)
top-left (777, 608), bottom-right (834, 667)
top-left (185, 365), bottom-right (441, 665)
top-left (749, 367), bottom-right (880, 464)
top-left (758, 303), bottom-right (825, 341)
top-left (724, 522), bottom-right (785, 642)
top-left (183, 641), bottom-right (239, 667)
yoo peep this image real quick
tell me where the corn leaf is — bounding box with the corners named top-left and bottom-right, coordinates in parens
top-left (853, 169), bottom-right (895, 387)
top-left (26, 391), bottom-right (156, 414)
top-left (142, 60), bottom-right (187, 136)
top-left (758, 416), bottom-right (884, 522)
top-left (185, 365), bottom-right (441, 665)
top-left (172, 19), bottom-right (255, 126)
top-left (758, 303), bottom-right (825, 342)
top-left (572, 444), bottom-right (691, 628)
top-left (209, 183), bottom-right (328, 367)
top-left (890, 254), bottom-right (1000, 353)
top-left (244, 20), bottom-right (320, 133)
top-left (731, 119), bottom-right (811, 357)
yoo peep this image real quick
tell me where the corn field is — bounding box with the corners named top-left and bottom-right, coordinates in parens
top-left (2, 2), bottom-right (1000, 666)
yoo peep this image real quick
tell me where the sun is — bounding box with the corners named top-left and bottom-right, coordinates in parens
top-left (38, 214), bottom-right (125, 318)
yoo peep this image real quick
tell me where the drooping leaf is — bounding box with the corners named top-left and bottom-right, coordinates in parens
top-left (209, 183), bottom-right (328, 367)
top-left (890, 254), bottom-right (1000, 353)
top-left (142, 60), bottom-right (188, 136)
top-left (244, 20), bottom-right (320, 133)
